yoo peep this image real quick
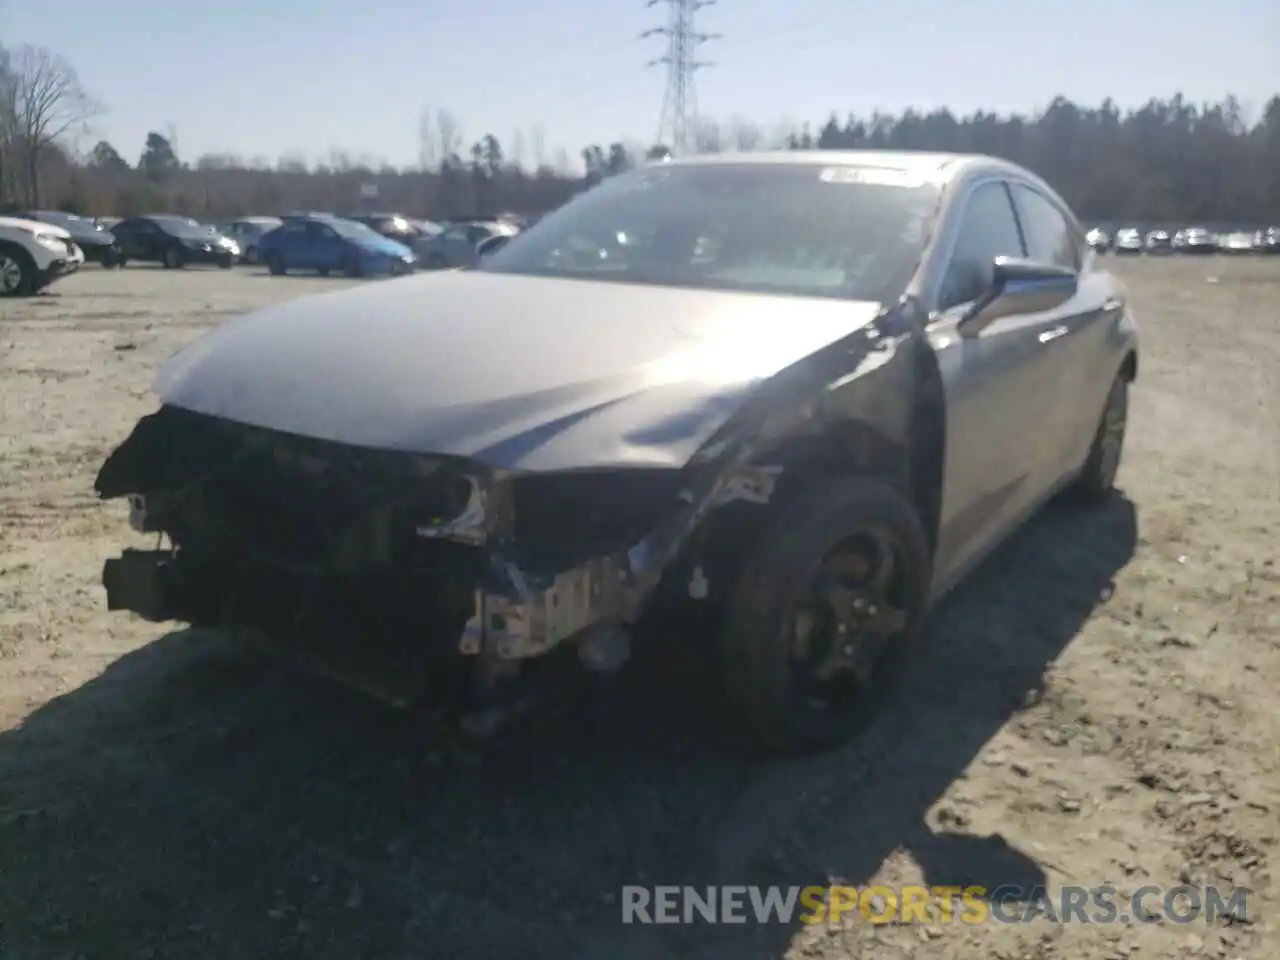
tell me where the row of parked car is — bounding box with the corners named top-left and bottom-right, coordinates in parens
top-left (0, 208), bottom-right (533, 297)
top-left (1086, 225), bottom-right (1280, 255)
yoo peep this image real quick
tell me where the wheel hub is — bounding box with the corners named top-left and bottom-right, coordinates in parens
top-left (789, 531), bottom-right (907, 707)
top-left (0, 255), bottom-right (21, 292)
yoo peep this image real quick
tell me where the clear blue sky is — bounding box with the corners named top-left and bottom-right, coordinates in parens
top-left (5, 0), bottom-right (1277, 169)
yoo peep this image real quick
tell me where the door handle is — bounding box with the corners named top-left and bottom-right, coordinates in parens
top-left (1038, 325), bottom-right (1069, 344)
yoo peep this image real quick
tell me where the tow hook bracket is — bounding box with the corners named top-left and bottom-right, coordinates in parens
top-left (102, 549), bottom-right (172, 621)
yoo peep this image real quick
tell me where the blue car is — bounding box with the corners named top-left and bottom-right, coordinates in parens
top-left (257, 215), bottom-right (417, 277)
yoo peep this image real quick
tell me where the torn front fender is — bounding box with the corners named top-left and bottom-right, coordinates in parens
top-left (464, 307), bottom-right (924, 660)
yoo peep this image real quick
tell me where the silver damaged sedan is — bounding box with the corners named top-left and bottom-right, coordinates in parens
top-left (95, 150), bottom-right (1138, 752)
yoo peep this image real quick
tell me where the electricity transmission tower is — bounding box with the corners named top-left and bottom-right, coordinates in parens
top-left (642, 0), bottom-right (720, 154)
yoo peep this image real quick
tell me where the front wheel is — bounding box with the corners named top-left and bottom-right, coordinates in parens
top-left (162, 245), bottom-right (185, 269)
top-left (342, 251), bottom-right (364, 278)
top-left (0, 245), bottom-right (36, 296)
top-left (266, 252), bottom-right (286, 275)
top-left (1068, 372), bottom-right (1129, 503)
top-left (723, 478), bottom-right (931, 753)
top-left (218, 254), bottom-right (234, 269)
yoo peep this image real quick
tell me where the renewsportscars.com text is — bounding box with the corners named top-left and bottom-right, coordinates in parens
top-left (620, 884), bottom-right (1250, 926)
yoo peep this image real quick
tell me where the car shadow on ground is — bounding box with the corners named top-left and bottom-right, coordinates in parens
top-left (0, 493), bottom-right (1137, 960)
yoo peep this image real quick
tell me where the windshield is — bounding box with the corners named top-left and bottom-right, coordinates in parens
top-left (34, 211), bottom-right (94, 229)
top-left (152, 216), bottom-right (213, 239)
top-left (479, 162), bottom-right (939, 303)
top-left (326, 218), bottom-right (384, 242)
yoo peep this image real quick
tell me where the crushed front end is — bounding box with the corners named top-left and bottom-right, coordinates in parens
top-left (95, 405), bottom-right (742, 711)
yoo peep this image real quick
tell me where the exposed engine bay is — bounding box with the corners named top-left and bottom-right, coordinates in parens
top-left (95, 404), bottom-right (783, 711)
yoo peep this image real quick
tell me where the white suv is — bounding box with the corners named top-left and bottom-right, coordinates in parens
top-left (0, 215), bottom-right (85, 296)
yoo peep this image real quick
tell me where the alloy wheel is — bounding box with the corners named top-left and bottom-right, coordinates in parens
top-left (0, 254), bottom-right (24, 294)
top-left (788, 528), bottom-right (908, 722)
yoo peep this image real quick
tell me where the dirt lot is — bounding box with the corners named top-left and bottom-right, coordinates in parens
top-left (0, 258), bottom-right (1276, 959)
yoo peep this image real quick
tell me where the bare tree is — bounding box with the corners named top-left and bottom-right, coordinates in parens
top-left (530, 123), bottom-right (547, 170)
top-left (691, 119), bottom-right (723, 154)
top-left (8, 45), bottom-right (101, 204)
top-left (0, 46), bottom-right (16, 202)
top-left (417, 105), bottom-right (437, 171)
top-left (436, 109), bottom-right (462, 163)
top-left (509, 128), bottom-right (526, 170)
top-left (727, 116), bottom-right (763, 152)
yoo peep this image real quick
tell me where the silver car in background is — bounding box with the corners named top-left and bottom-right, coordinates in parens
top-left (414, 219), bottom-right (520, 269)
top-left (217, 217), bottom-right (284, 265)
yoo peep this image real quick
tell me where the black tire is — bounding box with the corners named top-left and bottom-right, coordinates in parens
top-left (0, 243), bottom-right (37, 297)
top-left (266, 252), bottom-right (286, 275)
top-left (245, 246), bottom-right (259, 265)
top-left (162, 245), bottom-right (185, 269)
top-left (426, 253), bottom-right (447, 270)
top-left (341, 251), bottom-right (364, 278)
top-left (218, 254), bottom-right (234, 270)
top-left (1069, 372), bottom-right (1129, 503)
top-left (723, 477), bottom-right (931, 753)
top-left (101, 247), bottom-right (121, 268)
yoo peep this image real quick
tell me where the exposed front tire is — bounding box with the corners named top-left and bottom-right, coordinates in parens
top-left (266, 252), bottom-right (286, 275)
top-left (342, 251), bottom-right (364, 278)
top-left (722, 477), bottom-right (931, 753)
top-left (1069, 372), bottom-right (1129, 503)
top-left (162, 245), bottom-right (185, 269)
top-left (426, 253), bottom-right (446, 270)
top-left (0, 243), bottom-right (37, 297)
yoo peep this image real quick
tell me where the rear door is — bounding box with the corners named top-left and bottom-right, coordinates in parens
top-left (113, 219), bottom-right (153, 259)
top-left (926, 180), bottom-right (1075, 594)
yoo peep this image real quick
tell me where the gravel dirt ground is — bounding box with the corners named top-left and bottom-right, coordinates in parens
top-left (0, 258), bottom-right (1276, 960)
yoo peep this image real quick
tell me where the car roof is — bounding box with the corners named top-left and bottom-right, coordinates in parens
top-left (655, 149), bottom-right (1017, 185)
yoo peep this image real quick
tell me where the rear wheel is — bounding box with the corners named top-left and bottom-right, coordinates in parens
top-left (1069, 372), bottom-right (1129, 503)
top-left (0, 244), bottom-right (36, 296)
top-left (723, 478), bottom-right (931, 752)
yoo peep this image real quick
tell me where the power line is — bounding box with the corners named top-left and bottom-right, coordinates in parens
top-left (642, 0), bottom-right (720, 154)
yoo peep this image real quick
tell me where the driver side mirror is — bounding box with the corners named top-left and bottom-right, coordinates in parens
top-left (476, 234), bottom-right (511, 258)
top-left (957, 256), bottom-right (1078, 336)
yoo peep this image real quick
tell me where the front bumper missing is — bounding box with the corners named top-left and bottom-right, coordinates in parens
top-left (112, 462), bottom-right (778, 671)
top-left (38, 256), bottom-right (82, 284)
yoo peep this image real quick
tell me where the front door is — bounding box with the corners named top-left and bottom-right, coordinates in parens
top-left (1007, 182), bottom-right (1116, 479)
top-left (927, 180), bottom-right (1071, 596)
top-left (306, 222), bottom-right (346, 272)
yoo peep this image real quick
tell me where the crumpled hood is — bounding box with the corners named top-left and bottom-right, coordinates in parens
top-left (155, 271), bottom-right (882, 471)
